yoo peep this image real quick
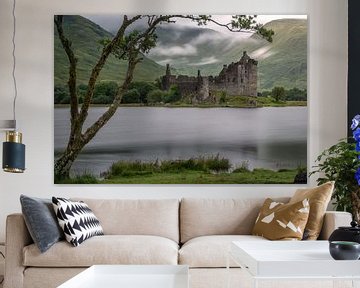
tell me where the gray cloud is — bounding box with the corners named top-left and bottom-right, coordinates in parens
top-left (149, 43), bottom-right (198, 57)
top-left (188, 56), bottom-right (219, 66)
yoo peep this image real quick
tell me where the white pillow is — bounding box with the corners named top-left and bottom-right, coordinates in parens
top-left (52, 197), bottom-right (103, 246)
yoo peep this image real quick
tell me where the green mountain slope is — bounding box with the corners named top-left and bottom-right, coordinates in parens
top-left (255, 19), bottom-right (307, 90)
top-left (147, 19), bottom-right (307, 91)
top-left (54, 16), bottom-right (165, 86)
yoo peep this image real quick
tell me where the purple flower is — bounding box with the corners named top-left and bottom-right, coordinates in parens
top-left (356, 167), bottom-right (360, 186)
top-left (357, 142), bottom-right (360, 152)
top-left (352, 115), bottom-right (360, 130)
top-left (353, 128), bottom-right (360, 142)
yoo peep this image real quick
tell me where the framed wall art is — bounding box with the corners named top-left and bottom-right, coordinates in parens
top-left (54, 14), bottom-right (307, 184)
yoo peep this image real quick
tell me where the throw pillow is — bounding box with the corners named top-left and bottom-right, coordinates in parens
top-left (289, 181), bottom-right (334, 240)
top-left (52, 197), bottom-right (104, 247)
top-left (20, 195), bottom-right (64, 253)
top-left (252, 198), bottom-right (310, 240)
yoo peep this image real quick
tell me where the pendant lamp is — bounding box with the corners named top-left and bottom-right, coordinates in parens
top-left (1, 0), bottom-right (26, 173)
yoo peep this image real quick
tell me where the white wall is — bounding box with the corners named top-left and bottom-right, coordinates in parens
top-left (0, 0), bottom-right (348, 242)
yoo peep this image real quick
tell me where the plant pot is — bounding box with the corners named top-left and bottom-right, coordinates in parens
top-left (329, 241), bottom-right (360, 260)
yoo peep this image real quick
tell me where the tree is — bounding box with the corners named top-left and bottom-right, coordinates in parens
top-left (272, 86), bottom-right (285, 102)
top-left (122, 88), bottom-right (141, 104)
top-left (54, 15), bottom-right (274, 180)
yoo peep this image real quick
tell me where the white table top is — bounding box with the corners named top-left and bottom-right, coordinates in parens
top-left (231, 241), bottom-right (360, 278)
top-left (58, 265), bottom-right (189, 288)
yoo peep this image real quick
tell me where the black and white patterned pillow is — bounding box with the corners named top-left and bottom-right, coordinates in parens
top-left (52, 197), bottom-right (104, 247)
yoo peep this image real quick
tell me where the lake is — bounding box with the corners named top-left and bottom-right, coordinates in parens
top-left (54, 107), bottom-right (307, 176)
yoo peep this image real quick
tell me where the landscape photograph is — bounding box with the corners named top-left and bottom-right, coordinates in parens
top-left (54, 14), bottom-right (308, 184)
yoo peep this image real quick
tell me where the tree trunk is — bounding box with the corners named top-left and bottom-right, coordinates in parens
top-left (54, 139), bottom-right (85, 180)
top-left (351, 189), bottom-right (360, 223)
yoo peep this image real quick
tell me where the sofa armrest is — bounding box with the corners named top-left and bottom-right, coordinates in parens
top-left (4, 214), bottom-right (32, 288)
top-left (318, 211), bottom-right (352, 240)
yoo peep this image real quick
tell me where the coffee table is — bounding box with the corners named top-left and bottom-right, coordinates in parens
top-left (228, 241), bottom-right (360, 288)
top-left (57, 265), bottom-right (189, 288)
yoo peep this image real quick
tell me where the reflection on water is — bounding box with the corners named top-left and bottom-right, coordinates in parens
top-left (54, 107), bottom-right (307, 176)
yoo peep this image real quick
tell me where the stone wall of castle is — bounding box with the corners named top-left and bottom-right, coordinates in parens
top-left (161, 51), bottom-right (257, 101)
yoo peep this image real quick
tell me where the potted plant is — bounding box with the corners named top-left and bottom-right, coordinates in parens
top-left (311, 115), bottom-right (360, 222)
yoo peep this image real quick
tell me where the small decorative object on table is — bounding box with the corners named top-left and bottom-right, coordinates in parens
top-left (329, 220), bottom-right (360, 244)
top-left (329, 241), bottom-right (360, 260)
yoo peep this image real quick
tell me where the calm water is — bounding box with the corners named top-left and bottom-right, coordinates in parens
top-left (54, 107), bottom-right (307, 176)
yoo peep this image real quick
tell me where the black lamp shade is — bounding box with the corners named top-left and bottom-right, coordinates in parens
top-left (3, 141), bottom-right (25, 173)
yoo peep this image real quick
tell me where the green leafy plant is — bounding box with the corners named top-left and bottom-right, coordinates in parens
top-left (310, 139), bottom-right (360, 221)
top-left (311, 115), bottom-right (360, 221)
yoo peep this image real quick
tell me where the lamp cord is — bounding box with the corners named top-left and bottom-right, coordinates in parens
top-left (11, 0), bottom-right (17, 128)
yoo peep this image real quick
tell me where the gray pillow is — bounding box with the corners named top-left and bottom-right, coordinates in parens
top-left (20, 195), bottom-right (64, 253)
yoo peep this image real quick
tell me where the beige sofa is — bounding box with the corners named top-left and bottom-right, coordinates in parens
top-left (4, 198), bottom-right (352, 288)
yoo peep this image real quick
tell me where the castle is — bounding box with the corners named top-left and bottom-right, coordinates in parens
top-left (161, 51), bottom-right (258, 103)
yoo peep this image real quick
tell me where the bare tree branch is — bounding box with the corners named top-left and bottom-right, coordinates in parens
top-left (77, 15), bottom-right (142, 133)
top-left (54, 15), bottom-right (79, 147)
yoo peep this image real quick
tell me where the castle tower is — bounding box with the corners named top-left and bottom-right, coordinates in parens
top-left (161, 64), bottom-right (171, 90)
top-left (166, 64), bottom-right (171, 76)
top-left (237, 51), bottom-right (258, 96)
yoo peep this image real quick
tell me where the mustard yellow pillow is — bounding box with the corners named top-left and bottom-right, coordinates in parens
top-left (289, 181), bottom-right (334, 240)
top-left (252, 198), bottom-right (310, 240)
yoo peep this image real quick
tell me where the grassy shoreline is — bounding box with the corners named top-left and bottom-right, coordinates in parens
top-left (56, 157), bottom-right (306, 184)
top-left (55, 101), bottom-right (306, 109)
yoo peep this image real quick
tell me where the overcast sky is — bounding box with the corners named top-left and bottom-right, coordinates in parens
top-left (84, 14), bottom-right (307, 35)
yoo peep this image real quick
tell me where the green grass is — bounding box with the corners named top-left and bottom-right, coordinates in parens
top-left (55, 156), bottom-right (303, 184)
top-left (106, 155), bottom-right (231, 178)
top-left (56, 173), bottom-right (98, 184)
top-left (103, 157), bottom-right (299, 184)
top-left (101, 168), bottom-right (298, 184)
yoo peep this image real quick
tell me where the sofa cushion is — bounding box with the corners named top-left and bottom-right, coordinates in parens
top-left (20, 195), bottom-right (64, 253)
top-left (252, 198), bottom-right (310, 240)
top-left (290, 181), bottom-right (334, 240)
top-left (180, 198), bottom-right (289, 243)
top-left (179, 235), bottom-right (267, 268)
top-left (52, 197), bottom-right (104, 247)
top-left (23, 235), bottom-right (178, 267)
top-left (72, 199), bottom-right (179, 243)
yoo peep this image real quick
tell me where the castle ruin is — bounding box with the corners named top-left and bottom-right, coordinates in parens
top-left (161, 51), bottom-right (258, 103)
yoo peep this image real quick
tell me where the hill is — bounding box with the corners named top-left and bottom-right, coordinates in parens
top-left (147, 19), bottom-right (307, 91)
top-left (54, 16), bottom-right (165, 86)
top-left (55, 16), bottom-right (307, 91)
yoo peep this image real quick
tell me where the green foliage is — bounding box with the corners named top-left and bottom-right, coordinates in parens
top-left (122, 88), bottom-right (141, 104)
top-left (93, 81), bottom-right (118, 104)
top-left (310, 140), bottom-right (360, 212)
top-left (204, 155), bottom-right (231, 172)
top-left (55, 173), bottom-right (98, 184)
top-left (54, 85), bottom-right (69, 104)
top-left (233, 161), bottom-right (250, 173)
top-left (106, 155), bottom-right (231, 178)
top-left (271, 86), bottom-right (286, 102)
top-left (260, 87), bottom-right (307, 101)
top-left (219, 91), bottom-right (227, 104)
top-left (128, 81), bottom-right (157, 103)
top-left (285, 87), bottom-right (307, 101)
top-left (55, 81), bottom-right (118, 104)
top-left (147, 89), bottom-right (166, 104)
top-left (103, 165), bottom-right (298, 184)
top-left (100, 30), bottom-right (157, 61)
top-left (163, 85), bottom-right (181, 103)
top-left (77, 84), bottom-right (88, 104)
